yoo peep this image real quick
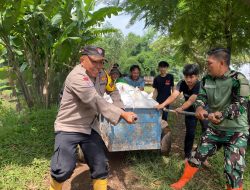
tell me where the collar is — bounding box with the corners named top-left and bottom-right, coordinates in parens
top-left (130, 76), bottom-right (140, 81)
top-left (222, 70), bottom-right (231, 77)
top-left (208, 69), bottom-right (231, 79)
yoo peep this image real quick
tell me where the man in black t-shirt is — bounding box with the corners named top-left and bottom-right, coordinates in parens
top-left (156, 64), bottom-right (208, 160)
top-left (153, 61), bottom-right (174, 121)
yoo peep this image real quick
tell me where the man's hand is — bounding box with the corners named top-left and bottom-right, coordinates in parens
top-left (155, 103), bottom-right (165, 110)
top-left (214, 111), bottom-right (223, 119)
top-left (195, 106), bottom-right (208, 120)
top-left (175, 107), bottom-right (183, 113)
top-left (121, 112), bottom-right (138, 124)
top-left (139, 87), bottom-right (144, 91)
top-left (208, 111), bottom-right (222, 124)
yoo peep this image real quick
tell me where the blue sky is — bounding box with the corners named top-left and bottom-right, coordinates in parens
top-left (96, 3), bottom-right (145, 36)
top-left (105, 13), bottom-right (145, 36)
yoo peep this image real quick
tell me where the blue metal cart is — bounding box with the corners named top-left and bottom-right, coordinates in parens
top-left (100, 108), bottom-right (162, 152)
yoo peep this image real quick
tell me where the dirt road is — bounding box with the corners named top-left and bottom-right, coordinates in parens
top-left (62, 152), bottom-right (150, 190)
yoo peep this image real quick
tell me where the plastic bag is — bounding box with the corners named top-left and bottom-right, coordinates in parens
top-left (109, 83), bottom-right (158, 108)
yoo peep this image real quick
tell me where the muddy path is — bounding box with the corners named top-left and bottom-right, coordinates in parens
top-left (62, 152), bottom-right (150, 190)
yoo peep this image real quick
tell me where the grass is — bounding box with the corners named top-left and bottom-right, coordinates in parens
top-left (0, 96), bottom-right (16, 110)
top-left (128, 116), bottom-right (250, 190)
top-left (127, 150), bottom-right (227, 190)
top-left (0, 107), bottom-right (56, 190)
top-left (0, 105), bottom-right (249, 190)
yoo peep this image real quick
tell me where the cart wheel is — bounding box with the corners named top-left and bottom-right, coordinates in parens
top-left (161, 127), bottom-right (172, 156)
top-left (77, 145), bottom-right (85, 163)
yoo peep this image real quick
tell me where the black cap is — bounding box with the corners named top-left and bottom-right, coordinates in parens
top-left (110, 68), bottom-right (121, 76)
top-left (80, 45), bottom-right (105, 59)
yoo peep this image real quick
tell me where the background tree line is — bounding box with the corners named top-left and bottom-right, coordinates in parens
top-left (113, 0), bottom-right (250, 63)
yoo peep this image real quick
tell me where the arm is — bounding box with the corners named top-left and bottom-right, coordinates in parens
top-left (161, 89), bottom-right (180, 106)
top-left (139, 87), bottom-right (144, 91)
top-left (179, 94), bottom-right (197, 110)
top-left (58, 83), bottom-right (65, 105)
top-left (69, 75), bottom-right (128, 125)
top-left (221, 74), bottom-right (250, 120)
top-left (207, 74), bottom-right (249, 124)
top-left (155, 89), bottom-right (180, 109)
top-left (156, 80), bottom-right (182, 109)
top-left (152, 77), bottom-right (158, 99)
top-left (171, 75), bottom-right (175, 93)
top-left (194, 78), bottom-right (209, 120)
top-left (193, 79), bottom-right (208, 110)
top-left (139, 77), bottom-right (145, 91)
top-left (152, 88), bottom-right (158, 100)
top-left (178, 80), bottom-right (200, 111)
top-left (171, 86), bottom-right (175, 93)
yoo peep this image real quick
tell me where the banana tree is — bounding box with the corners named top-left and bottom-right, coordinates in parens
top-left (0, 0), bottom-right (35, 108)
top-left (0, 0), bottom-right (122, 108)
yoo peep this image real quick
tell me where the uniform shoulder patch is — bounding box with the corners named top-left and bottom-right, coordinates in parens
top-left (81, 75), bottom-right (94, 87)
top-left (83, 76), bottom-right (90, 81)
top-left (235, 72), bottom-right (250, 96)
top-left (228, 71), bottom-right (249, 96)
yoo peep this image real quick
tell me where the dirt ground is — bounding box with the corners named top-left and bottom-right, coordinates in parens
top-left (62, 152), bottom-right (151, 190)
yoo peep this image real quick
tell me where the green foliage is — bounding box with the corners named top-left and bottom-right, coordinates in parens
top-left (119, 29), bottom-right (185, 76)
top-left (0, 0), bottom-right (122, 108)
top-left (122, 57), bottom-right (139, 74)
top-left (120, 0), bottom-right (250, 65)
top-left (96, 22), bottom-right (125, 67)
top-left (123, 33), bottom-right (145, 57)
top-left (0, 67), bottom-right (8, 80)
top-left (95, 26), bottom-right (183, 78)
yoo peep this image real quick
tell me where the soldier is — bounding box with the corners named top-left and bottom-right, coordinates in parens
top-left (49, 46), bottom-right (137, 190)
top-left (170, 48), bottom-right (250, 190)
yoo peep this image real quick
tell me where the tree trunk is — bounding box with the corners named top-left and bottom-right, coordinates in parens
top-left (7, 67), bottom-right (22, 112)
top-left (2, 36), bottom-right (34, 108)
top-left (13, 64), bottom-right (34, 108)
top-left (224, 0), bottom-right (233, 52)
top-left (43, 56), bottom-right (49, 109)
top-left (22, 43), bottom-right (43, 105)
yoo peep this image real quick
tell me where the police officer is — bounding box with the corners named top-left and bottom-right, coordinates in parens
top-left (170, 48), bottom-right (250, 190)
top-left (49, 46), bottom-right (137, 190)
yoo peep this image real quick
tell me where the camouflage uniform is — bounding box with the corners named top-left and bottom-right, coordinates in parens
top-left (192, 70), bottom-right (250, 188)
top-left (190, 128), bottom-right (248, 188)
